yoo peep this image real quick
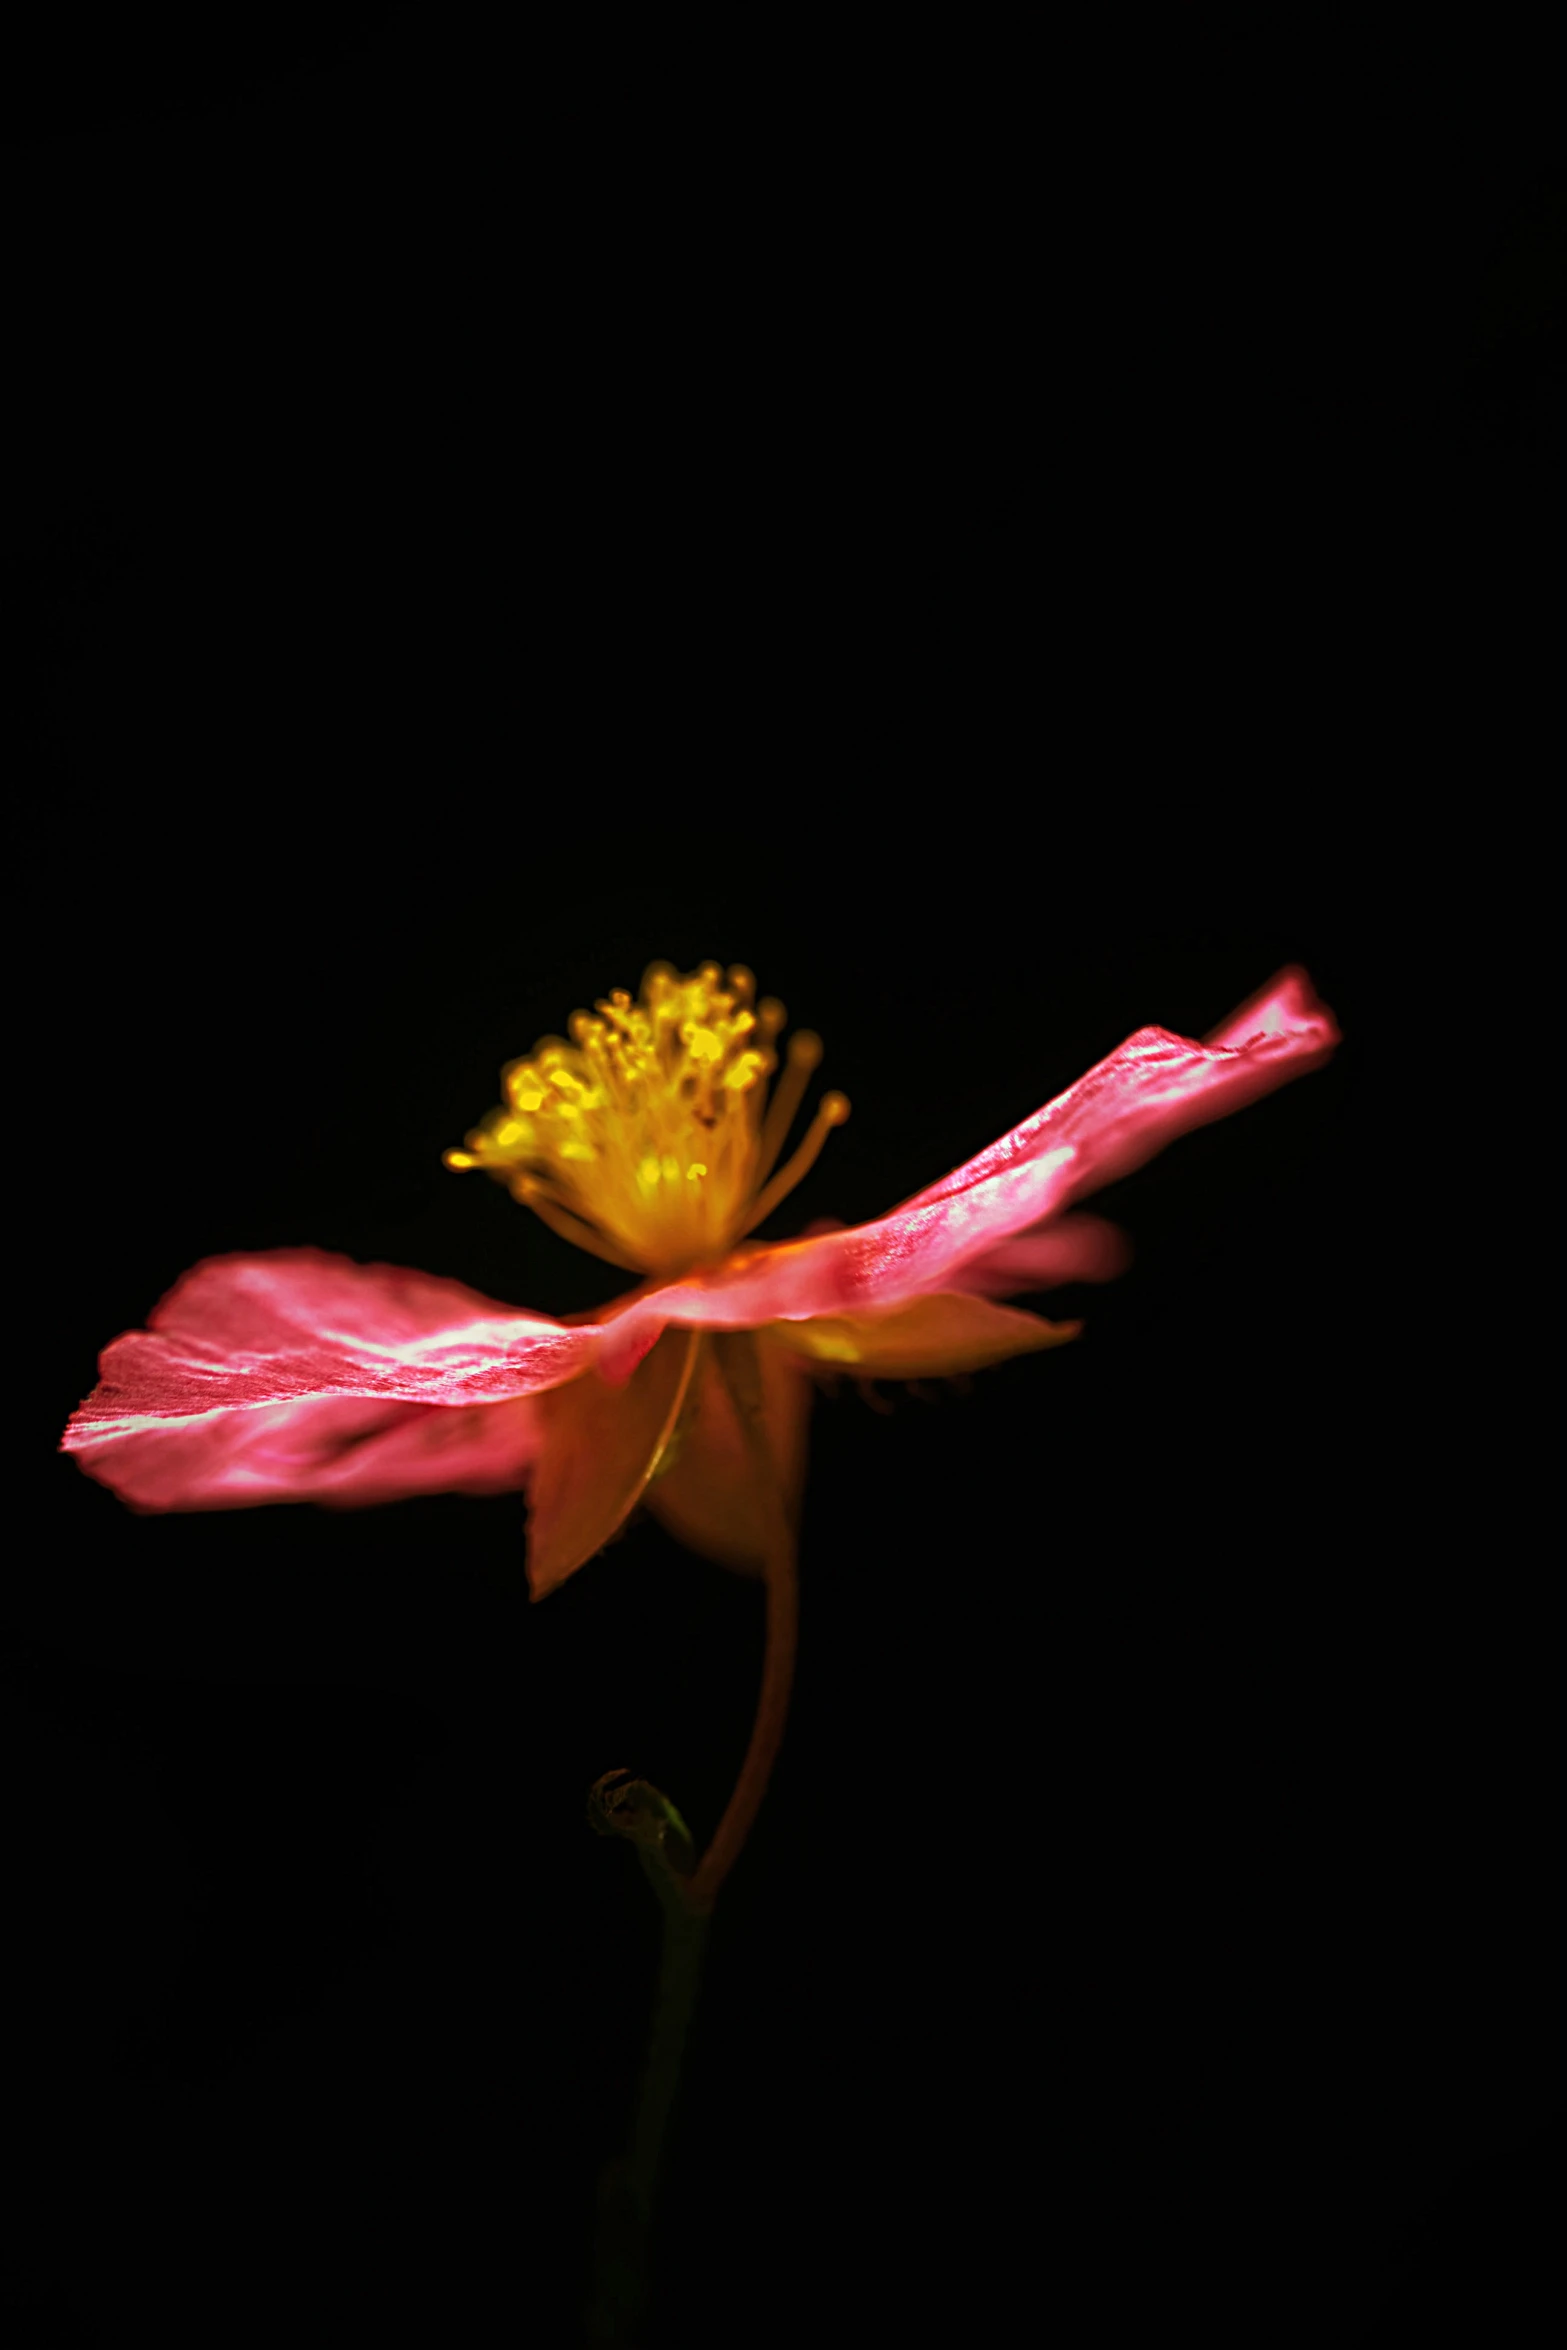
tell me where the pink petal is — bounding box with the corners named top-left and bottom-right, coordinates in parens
top-left (61, 1248), bottom-right (597, 1511)
top-left (941, 1212), bottom-right (1133, 1300)
top-left (588, 965), bottom-right (1337, 1378)
top-left (1199, 963), bottom-right (1332, 1052)
top-left (886, 964), bottom-right (1339, 1219)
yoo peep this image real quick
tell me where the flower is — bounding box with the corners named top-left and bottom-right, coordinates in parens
top-left (60, 960), bottom-right (1339, 1599)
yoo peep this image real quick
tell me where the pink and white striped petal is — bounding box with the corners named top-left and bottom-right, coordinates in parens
top-left (61, 1248), bottom-right (595, 1512)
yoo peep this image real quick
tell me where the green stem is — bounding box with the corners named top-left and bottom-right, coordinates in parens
top-left (586, 1896), bottom-right (710, 2348)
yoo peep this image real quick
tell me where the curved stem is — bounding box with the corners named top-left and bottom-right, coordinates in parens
top-left (685, 1335), bottom-right (800, 1914)
top-left (685, 1513), bottom-right (798, 1912)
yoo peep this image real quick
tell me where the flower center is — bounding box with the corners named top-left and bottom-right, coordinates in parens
top-left (444, 960), bottom-right (849, 1275)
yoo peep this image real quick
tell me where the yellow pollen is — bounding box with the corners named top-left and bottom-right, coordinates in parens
top-left (443, 959), bottom-right (848, 1274)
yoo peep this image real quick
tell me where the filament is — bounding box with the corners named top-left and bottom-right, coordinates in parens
top-left (513, 1178), bottom-right (642, 1270)
top-left (733, 1091), bottom-right (850, 1238)
top-left (752, 1030), bottom-right (822, 1193)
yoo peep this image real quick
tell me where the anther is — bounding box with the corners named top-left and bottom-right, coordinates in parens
top-left (445, 960), bottom-right (824, 1278)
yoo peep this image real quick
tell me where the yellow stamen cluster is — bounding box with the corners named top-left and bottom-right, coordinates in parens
top-left (444, 960), bottom-right (849, 1275)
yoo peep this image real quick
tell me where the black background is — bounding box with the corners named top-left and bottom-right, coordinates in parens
top-left (7, 13), bottom-right (1561, 2346)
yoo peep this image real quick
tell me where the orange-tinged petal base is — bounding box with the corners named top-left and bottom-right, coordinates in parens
top-left (641, 1330), bottom-right (813, 1576)
top-left (526, 1327), bottom-right (699, 1601)
top-left (773, 1289), bottom-right (1083, 1379)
